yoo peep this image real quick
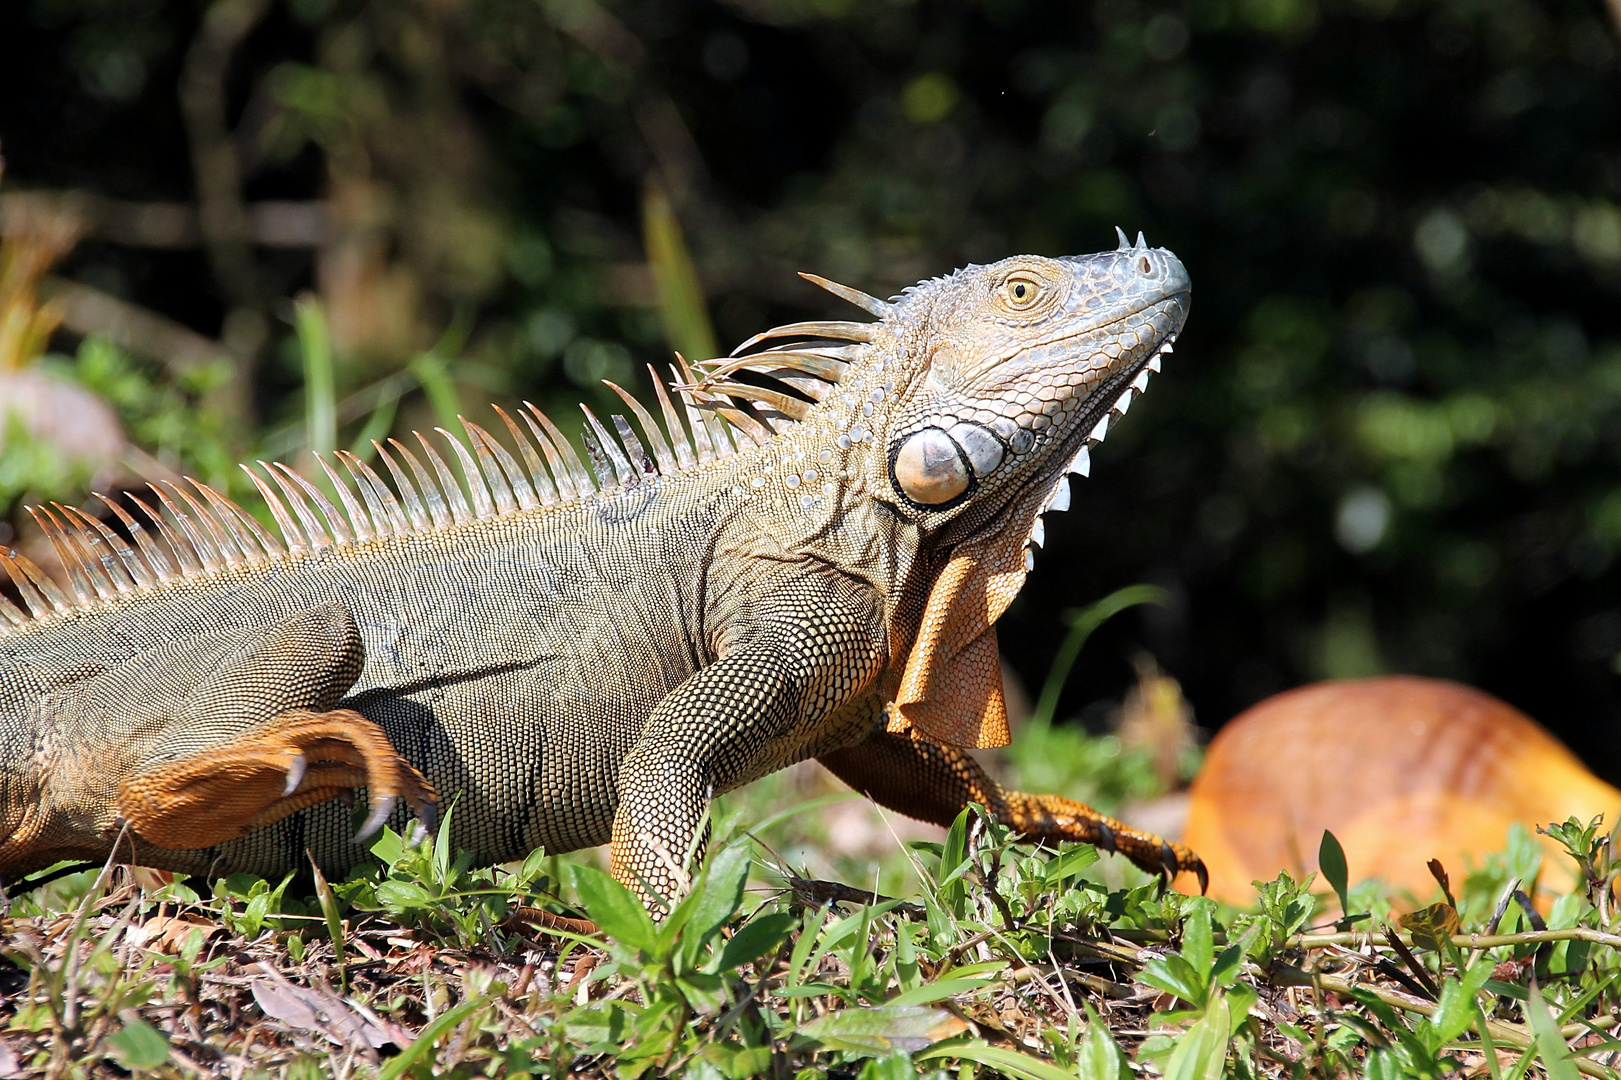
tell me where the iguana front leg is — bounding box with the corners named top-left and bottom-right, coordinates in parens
top-left (611, 583), bottom-right (886, 907)
top-left (818, 726), bottom-right (1208, 892)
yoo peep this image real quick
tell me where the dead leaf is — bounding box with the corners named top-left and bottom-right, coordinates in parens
top-left (125, 913), bottom-right (220, 954)
top-left (250, 968), bottom-right (404, 1050)
top-left (1398, 902), bottom-right (1461, 951)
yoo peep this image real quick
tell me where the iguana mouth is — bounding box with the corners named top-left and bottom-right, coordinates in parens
top-left (1016, 298), bottom-right (1187, 571)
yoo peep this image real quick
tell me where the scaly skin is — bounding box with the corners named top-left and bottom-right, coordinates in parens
top-left (0, 237), bottom-right (1201, 905)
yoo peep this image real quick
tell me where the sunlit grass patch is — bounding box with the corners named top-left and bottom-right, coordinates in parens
top-left (6, 788), bottom-right (1621, 1078)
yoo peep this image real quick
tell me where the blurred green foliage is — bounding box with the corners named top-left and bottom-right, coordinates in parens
top-left (1, 0), bottom-right (1619, 759)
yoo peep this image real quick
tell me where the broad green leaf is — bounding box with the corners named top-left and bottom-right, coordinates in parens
top-left (1138, 953), bottom-right (1208, 1008)
top-left (1210, 944), bottom-right (1244, 991)
top-left (685, 1059), bottom-right (727, 1080)
top-left (700, 1043), bottom-right (775, 1080)
top-left (1076, 1012), bottom-right (1131, 1080)
top-left (1432, 960), bottom-right (1494, 1046)
top-left (1162, 996), bottom-right (1230, 1080)
top-left (1363, 1048), bottom-right (1401, 1080)
top-left (569, 864), bottom-right (655, 952)
top-left (1182, 897), bottom-right (1215, 974)
top-left (107, 1016), bottom-right (170, 1070)
top-left (802, 1006), bottom-right (968, 1055)
top-left (680, 842), bottom-right (750, 961)
top-left (858, 1052), bottom-right (917, 1080)
top-left (518, 845), bottom-right (551, 885)
top-left (1042, 843), bottom-right (1101, 886)
top-left (369, 826), bottom-right (406, 866)
top-left (1525, 983), bottom-right (1582, 1080)
top-left (1319, 830), bottom-right (1351, 914)
top-left (717, 912), bottom-right (796, 971)
top-left (1225, 983), bottom-right (1259, 1038)
top-left (375, 880), bottom-right (433, 911)
top-left (675, 971), bottom-right (728, 1015)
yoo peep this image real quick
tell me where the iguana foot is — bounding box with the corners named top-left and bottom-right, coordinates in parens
top-left (1002, 792), bottom-right (1208, 894)
top-left (117, 708), bottom-right (437, 851)
top-left (819, 727), bottom-right (1209, 894)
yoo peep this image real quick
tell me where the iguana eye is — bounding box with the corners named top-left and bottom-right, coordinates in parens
top-left (1004, 275), bottom-right (1041, 309)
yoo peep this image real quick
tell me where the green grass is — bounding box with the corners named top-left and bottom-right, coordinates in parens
top-left (6, 741), bottom-right (1621, 1079)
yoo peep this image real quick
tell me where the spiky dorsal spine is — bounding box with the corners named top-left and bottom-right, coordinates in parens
top-left (0, 289), bottom-right (884, 631)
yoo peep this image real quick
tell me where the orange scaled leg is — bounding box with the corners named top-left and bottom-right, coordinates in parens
top-left (117, 707), bottom-right (436, 851)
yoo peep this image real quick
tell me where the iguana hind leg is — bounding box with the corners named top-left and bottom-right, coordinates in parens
top-left (818, 726), bottom-right (1208, 892)
top-left (3, 603), bottom-right (436, 877)
top-left (117, 706), bottom-right (436, 851)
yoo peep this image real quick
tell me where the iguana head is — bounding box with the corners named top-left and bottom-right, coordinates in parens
top-left (700, 235), bottom-right (1188, 747)
top-left (870, 237), bottom-right (1189, 745)
top-left (872, 236), bottom-right (1189, 539)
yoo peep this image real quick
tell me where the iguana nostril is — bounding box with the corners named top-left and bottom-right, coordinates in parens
top-left (892, 427), bottom-right (970, 505)
top-left (1137, 255), bottom-right (1153, 274)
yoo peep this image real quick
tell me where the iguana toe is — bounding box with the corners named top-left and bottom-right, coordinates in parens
top-left (353, 795), bottom-right (396, 844)
top-left (282, 753), bottom-right (307, 797)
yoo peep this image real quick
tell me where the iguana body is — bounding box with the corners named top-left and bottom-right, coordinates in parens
top-left (0, 238), bottom-right (1203, 902)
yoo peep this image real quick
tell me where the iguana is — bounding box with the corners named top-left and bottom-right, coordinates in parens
top-left (0, 233), bottom-right (1204, 906)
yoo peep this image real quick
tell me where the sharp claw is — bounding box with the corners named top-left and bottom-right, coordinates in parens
top-left (351, 794), bottom-right (397, 844)
top-left (1094, 821), bottom-right (1117, 854)
top-left (1194, 858), bottom-right (1210, 896)
top-left (282, 753), bottom-right (307, 797)
top-left (1160, 842), bottom-right (1179, 881)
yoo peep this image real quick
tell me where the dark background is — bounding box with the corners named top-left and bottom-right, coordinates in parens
top-left (3, 0), bottom-right (1620, 771)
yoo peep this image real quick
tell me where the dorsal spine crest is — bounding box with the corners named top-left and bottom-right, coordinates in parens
top-left (0, 289), bottom-right (886, 633)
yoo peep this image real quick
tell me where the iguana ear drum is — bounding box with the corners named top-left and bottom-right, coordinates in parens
top-left (892, 428), bottom-right (971, 506)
